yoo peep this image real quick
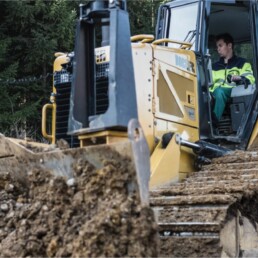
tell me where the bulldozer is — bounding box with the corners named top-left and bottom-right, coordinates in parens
top-left (2, 0), bottom-right (258, 256)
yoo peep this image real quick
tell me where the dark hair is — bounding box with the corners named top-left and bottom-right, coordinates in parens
top-left (216, 33), bottom-right (234, 48)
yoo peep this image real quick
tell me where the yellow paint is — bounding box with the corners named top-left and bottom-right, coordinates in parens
top-left (248, 120), bottom-right (258, 150)
top-left (131, 34), bottom-right (154, 43)
top-left (42, 53), bottom-right (69, 144)
top-left (78, 130), bottom-right (128, 147)
top-left (131, 44), bottom-right (155, 153)
top-left (150, 134), bottom-right (181, 189)
top-left (41, 103), bottom-right (56, 143)
top-left (152, 38), bottom-right (192, 49)
top-left (132, 42), bottom-right (199, 187)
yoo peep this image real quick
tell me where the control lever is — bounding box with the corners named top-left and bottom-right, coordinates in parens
top-left (227, 74), bottom-right (232, 83)
top-left (227, 74), bottom-right (249, 89)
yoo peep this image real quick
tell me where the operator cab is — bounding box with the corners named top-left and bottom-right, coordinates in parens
top-left (208, 2), bottom-right (257, 140)
top-left (156, 0), bottom-right (258, 149)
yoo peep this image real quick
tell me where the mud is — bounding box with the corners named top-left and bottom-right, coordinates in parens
top-left (0, 149), bottom-right (158, 257)
top-left (3, 139), bottom-right (258, 257)
top-left (159, 237), bottom-right (222, 258)
top-left (18, 138), bottom-right (69, 153)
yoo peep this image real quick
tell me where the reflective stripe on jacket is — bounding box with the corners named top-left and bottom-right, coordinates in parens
top-left (210, 55), bottom-right (255, 92)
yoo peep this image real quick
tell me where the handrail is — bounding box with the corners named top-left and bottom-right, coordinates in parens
top-left (131, 34), bottom-right (154, 43)
top-left (54, 52), bottom-right (66, 57)
top-left (152, 38), bottom-right (192, 49)
top-left (42, 103), bottom-right (54, 141)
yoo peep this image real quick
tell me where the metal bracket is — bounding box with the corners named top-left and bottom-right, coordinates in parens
top-left (128, 119), bottom-right (150, 206)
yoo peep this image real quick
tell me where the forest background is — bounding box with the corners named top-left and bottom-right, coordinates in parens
top-left (0, 0), bottom-right (166, 140)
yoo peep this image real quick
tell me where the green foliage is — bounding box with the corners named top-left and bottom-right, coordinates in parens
top-left (128, 0), bottom-right (164, 36)
top-left (0, 0), bottom-right (77, 139)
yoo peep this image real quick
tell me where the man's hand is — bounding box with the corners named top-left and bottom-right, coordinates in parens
top-left (229, 75), bottom-right (249, 89)
top-left (231, 75), bottom-right (242, 82)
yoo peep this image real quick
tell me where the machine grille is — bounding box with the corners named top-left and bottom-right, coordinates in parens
top-left (54, 70), bottom-right (79, 147)
top-left (96, 62), bottom-right (109, 80)
top-left (95, 63), bottom-right (109, 115)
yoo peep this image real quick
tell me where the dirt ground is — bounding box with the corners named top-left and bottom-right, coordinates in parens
top-left (2, 138), bottom-right (258, 257)
top-left (0, 147), bottom-right (158, 257)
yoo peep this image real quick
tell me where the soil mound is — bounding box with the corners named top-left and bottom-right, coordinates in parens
top-left (0, 149), bottom-right (158, 257)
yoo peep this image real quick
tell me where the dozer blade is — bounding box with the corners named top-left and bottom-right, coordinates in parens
top-left (0, 119), bottom-right (150, 206)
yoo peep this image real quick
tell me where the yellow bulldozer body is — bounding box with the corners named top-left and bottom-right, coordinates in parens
top-left (132, 40), bottom-right (200, 187)
top-left (42, 40), bottom-right (201, 189)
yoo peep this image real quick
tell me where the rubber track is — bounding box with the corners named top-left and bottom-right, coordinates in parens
top-left (150, 150), bottom-right (258, 257)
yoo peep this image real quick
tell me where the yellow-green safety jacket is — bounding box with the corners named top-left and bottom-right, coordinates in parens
top-left (210, 55), bottom-right (255, 92)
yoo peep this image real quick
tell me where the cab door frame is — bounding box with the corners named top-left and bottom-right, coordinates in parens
top-left (244, 0), bottom-right (258, 148)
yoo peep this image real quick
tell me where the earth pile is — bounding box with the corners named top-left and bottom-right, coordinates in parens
top-left (0, 149), bottom-right (158, 257)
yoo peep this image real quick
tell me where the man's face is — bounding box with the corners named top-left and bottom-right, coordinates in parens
top-left (216, 39), bottom-right (232, 58)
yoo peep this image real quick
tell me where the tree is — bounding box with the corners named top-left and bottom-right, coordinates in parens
top-left (0, 37), bottom-right (20, 136)
top-left (0, 0), bottom-right (77, 139)
top-left (128, 0), bottom-right (164, 36)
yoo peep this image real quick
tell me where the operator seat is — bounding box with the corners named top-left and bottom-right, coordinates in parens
top-left (230, 84), bottom-right (256, 131)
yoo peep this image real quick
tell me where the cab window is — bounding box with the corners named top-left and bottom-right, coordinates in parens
top-left (167, 2), bottom-right (199, 49)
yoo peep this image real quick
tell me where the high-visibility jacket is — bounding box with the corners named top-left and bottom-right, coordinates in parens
top-left (210, 55), bottom-right (255, 92)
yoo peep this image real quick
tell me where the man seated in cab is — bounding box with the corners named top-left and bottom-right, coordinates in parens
top-left (210, 33), bottom-right (255, 123)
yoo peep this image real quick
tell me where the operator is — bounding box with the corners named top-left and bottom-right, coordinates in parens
top-left (210, 33), bottom-right (255, 123)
